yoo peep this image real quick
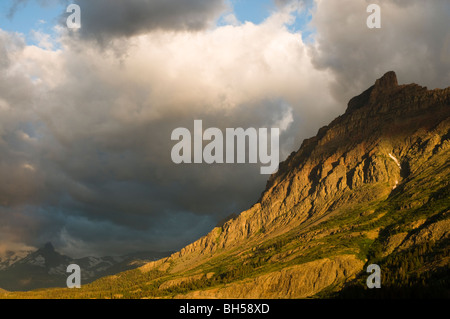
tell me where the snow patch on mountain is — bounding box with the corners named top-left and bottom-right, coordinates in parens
top-left (0, 250), bottom-right (33, 270)
top-left (28, 255), bottom-right (46, 267)
top-left (389, 153), bottom-right (401, 169)
top-left (48, 264), bottom-right (67, 276)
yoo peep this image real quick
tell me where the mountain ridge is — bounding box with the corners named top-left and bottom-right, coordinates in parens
top-left (0, 242), bottom-right (172, 291)
top-left (158, 71), bottom-right (449, 265)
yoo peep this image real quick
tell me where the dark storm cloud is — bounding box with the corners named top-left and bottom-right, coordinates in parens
top-left (7, 0), bottom-right (65, 19)
top-left (0, 31), bottom-right (42, 207)
top-left (8, 0), bottom-right (227, 45)
top-left (5, 104), bottom-right (284, 257)
top-left (68, 0), bottom-right (227, 43)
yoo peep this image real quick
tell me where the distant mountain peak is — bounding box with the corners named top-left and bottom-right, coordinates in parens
top-left (0, 246), bottom-right (172, 291)
top-left (43, 242), bottom-right (55, 252)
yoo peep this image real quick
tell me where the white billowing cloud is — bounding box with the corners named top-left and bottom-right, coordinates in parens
top-left (36, 9), bottom-right (336, 160)
top-left (309, 0), bottom-right (450, 103)
top-left (222, 13), bottom-right (241, 26)
top-left (30, 30), bottom-right (55, 50)
top-left (275, 105), bottom-right (294, 132)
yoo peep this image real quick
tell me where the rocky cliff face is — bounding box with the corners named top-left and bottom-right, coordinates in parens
top-left (158, 71), bottom-right (449, 262)
top-left (177, 255), bottom-right (364, 299)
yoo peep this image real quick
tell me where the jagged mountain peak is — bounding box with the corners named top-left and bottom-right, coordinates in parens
top-left (275, 71), bottom-right (449, 180)
top-left (374, 71), bottom-right (398, 91)
top-left (42, 242), bottom-right (55, 252)
top-left (346, 71), bottom-right (404, 114)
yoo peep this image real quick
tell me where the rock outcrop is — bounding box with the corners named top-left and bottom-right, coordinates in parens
top-left (177, 255), bottom-right (363, 299)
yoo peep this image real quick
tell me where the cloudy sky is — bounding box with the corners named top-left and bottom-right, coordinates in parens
top-left (0, 0), bottom-right (449, 257)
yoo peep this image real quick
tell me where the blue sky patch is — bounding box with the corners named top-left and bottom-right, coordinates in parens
top-left (0, 0), bottom-right (65, 45)
top-left (230, 0), bottom-right (275, 24)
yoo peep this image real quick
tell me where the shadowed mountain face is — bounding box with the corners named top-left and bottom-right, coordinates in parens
top-left (0, 243), bottom-right (171, 291)
top-left (2, 72), bottom-right (449, 298)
